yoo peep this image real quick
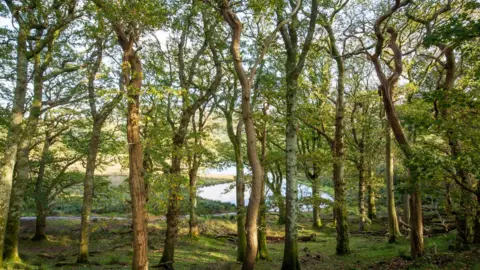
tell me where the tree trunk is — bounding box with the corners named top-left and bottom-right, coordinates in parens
top-left (367, 185), bottom-right (376, 220)
top-left (326, 23), bottom-right (350, 255)
top-left (161, 149), bottom-right (182, 266)
top-left (219, 6), bottom-right (264, 269)
top-left (358, 164), bottom-right (366, 231)
top-left (386, 125), bottom-right (401, 243)
top-left (258, 107), bottom-right (269, 260)
top-left (403, 193), bottom-right (410, 225)
top-left (282, 72), bottom-right (300, 269)
top-left (5, 46), bottom-right (45, 262)
top-left (275, 185), bottom-right (286, 226)
top-left (32, 116), bottom-right (53, 241)
top-left (188, 168), bottom-right (199, 238)
top-left (77, 122), bottom-right (102, 263)
top-left (474, 187), bottom-right (480, 244)
top-left (312, 179), bottom-right (322, 229)
top-left (0, 26), bottom-right (28, 266)
top-left (409, 186), bottom-right (424, 259)
top-left (234, 120), bottom-right (247, 261)
top-left (122, 42), bottom-right (148, 270)
top-left (257, 175), bottom-right (269, 260)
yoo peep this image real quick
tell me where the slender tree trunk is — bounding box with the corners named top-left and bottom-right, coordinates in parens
top-left (275, 186), bottom-right (286, 226)
top-left (123, 45), bottom-right (148, 270)
top-left (445, 181), bottom-right (453, 214)
top-left (312, 179), bottom-right (322, 229)
top-left (161, 151), bottom-right (182, 266)
top-left (257, 175), bottom-right (269, 260)
top-left (235, 144), bottom-right (246, 261)
top-left (258, 108), bottom-right (269, 260)
top-left (219, 7), bottom-right (264, 269)
top-left (474, 186), bottom-right (480, 244)
top-left (0, 26), bottom-right (28, 266)
top-left (32, 116), bottom-right (52, 241)
top-left (386, 125), bottom-right (401, 242)
top-left (77, 123), bottom-right (102, 263)
top-left (367, 185), bottom-right (376, 220)
top-left (4, 47), bottom-right (45, 262)
top-left (409, 184), bottom-right (424, 259)
top-left (403, 194), bottom-right (410, 225)
top-left (188, 168), bottom-right (199, 238)
top-left (326, 24), bottom-right (350, 255)
top-left (282, 74), bottom-right (300, 269)
top-left (358, 164), bottom-right (366, 231)
top-left (455, 173), bottom-right (472, 249)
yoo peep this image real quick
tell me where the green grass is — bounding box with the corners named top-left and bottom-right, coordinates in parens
top-left (7, 214), bottom-right (480, 270)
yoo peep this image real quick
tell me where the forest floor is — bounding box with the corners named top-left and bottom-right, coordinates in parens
top-left (5, 213), bottom-right (480, 270)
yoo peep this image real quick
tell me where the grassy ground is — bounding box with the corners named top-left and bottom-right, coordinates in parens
top-left (4, 214), bottom-right (480, 270)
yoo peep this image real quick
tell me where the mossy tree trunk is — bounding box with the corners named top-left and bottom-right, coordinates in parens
top-left (0, 24), bottom-right (28, 267)
top-left (161, 10), bottom-right (222, 267)
top-left (367, 185), bottom-right (377, 220)
top-left (358, 163), bottom-right (366, 231)
top-left (385, 124), bottom-right (401, 242)
top-left (311, 179), bottom-right (322, 229)
top-left (277, 1), bottom-right (318, 267)
top-left (320, 16), bottom-right (350, 256)
top-left (258, 103), bottom-right (269, 260)
top-left (370, 2), bottom-right (424, 258)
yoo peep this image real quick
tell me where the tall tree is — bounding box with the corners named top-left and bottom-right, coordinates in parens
top-left (367, 0), bottom-right (425, 259)
top-left (216, 77), bottom-right (247, 261)
top-left (0, 0), bottom-right (77, 264)
top-left (275, 0), bottom-right (318, 267)
top-left (77, 21), bottom-right (123, 263)
top-left (216, 0), bottom-right (299, 268)
top-left (318, 0), bottom-right (351, 255)
top-left (159, 6), bottom-right (222, 267)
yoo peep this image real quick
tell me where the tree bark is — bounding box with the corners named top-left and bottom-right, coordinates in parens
top-left (4, 40), bottom-right (46, 261)
top-left (312, 179), bottom-right (322, 229)
top-left (322, 22), bottom-right (350, 256)
top-left (370, 4), bottom-right (424, 256)
top-left (386, 124), bottom-right (401, 243)
top-left (258, 104), bottom-right (269, 260)
top-left (111, 21), bottom-right (149, 269)
top-left (219, 5), bottom-right (265, 269)
top-left (77, 123), bottom-right (102, 263)
top-left (0, 25), bottom-right (28, 266)
top-left (409, 186), bottom-right (424, 259)
top-left (367, 185), bottom-right (376, 220)
top-left (32, 115), bottom-right (53, 241)
top-left (188, 169), bottom-right (199, 238)
top-left (474, 186), bottom-right (480, 244)
top-left (358, 164), bottom-right (366, 231)
top-left (234, 121), bottom-right (246, 261)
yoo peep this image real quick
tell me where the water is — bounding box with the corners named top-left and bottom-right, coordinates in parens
top-left (198, 181), bottom-right (333, 208)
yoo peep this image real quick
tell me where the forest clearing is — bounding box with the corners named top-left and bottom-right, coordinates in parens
top-left (0, 0), bottom-right (479, 269)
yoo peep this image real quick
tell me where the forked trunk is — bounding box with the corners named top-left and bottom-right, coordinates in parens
top-left (5, 48), bottom-right (45, 262)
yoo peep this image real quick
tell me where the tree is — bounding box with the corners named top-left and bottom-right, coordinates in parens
top-left (216, 77), bottom-right (247, 261)
top-left (367, 0), bottom-right (424, 259)
top-left (318, 0), bottom-right (351, 255)
top-left (1, 0), bottom-right (78, 263)
top-left (275, 0), bottom-right (318, 267)
top-left (160, 5), bottom-right (222, 266)
top-left (77, 14), bottom-right (123, 263)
